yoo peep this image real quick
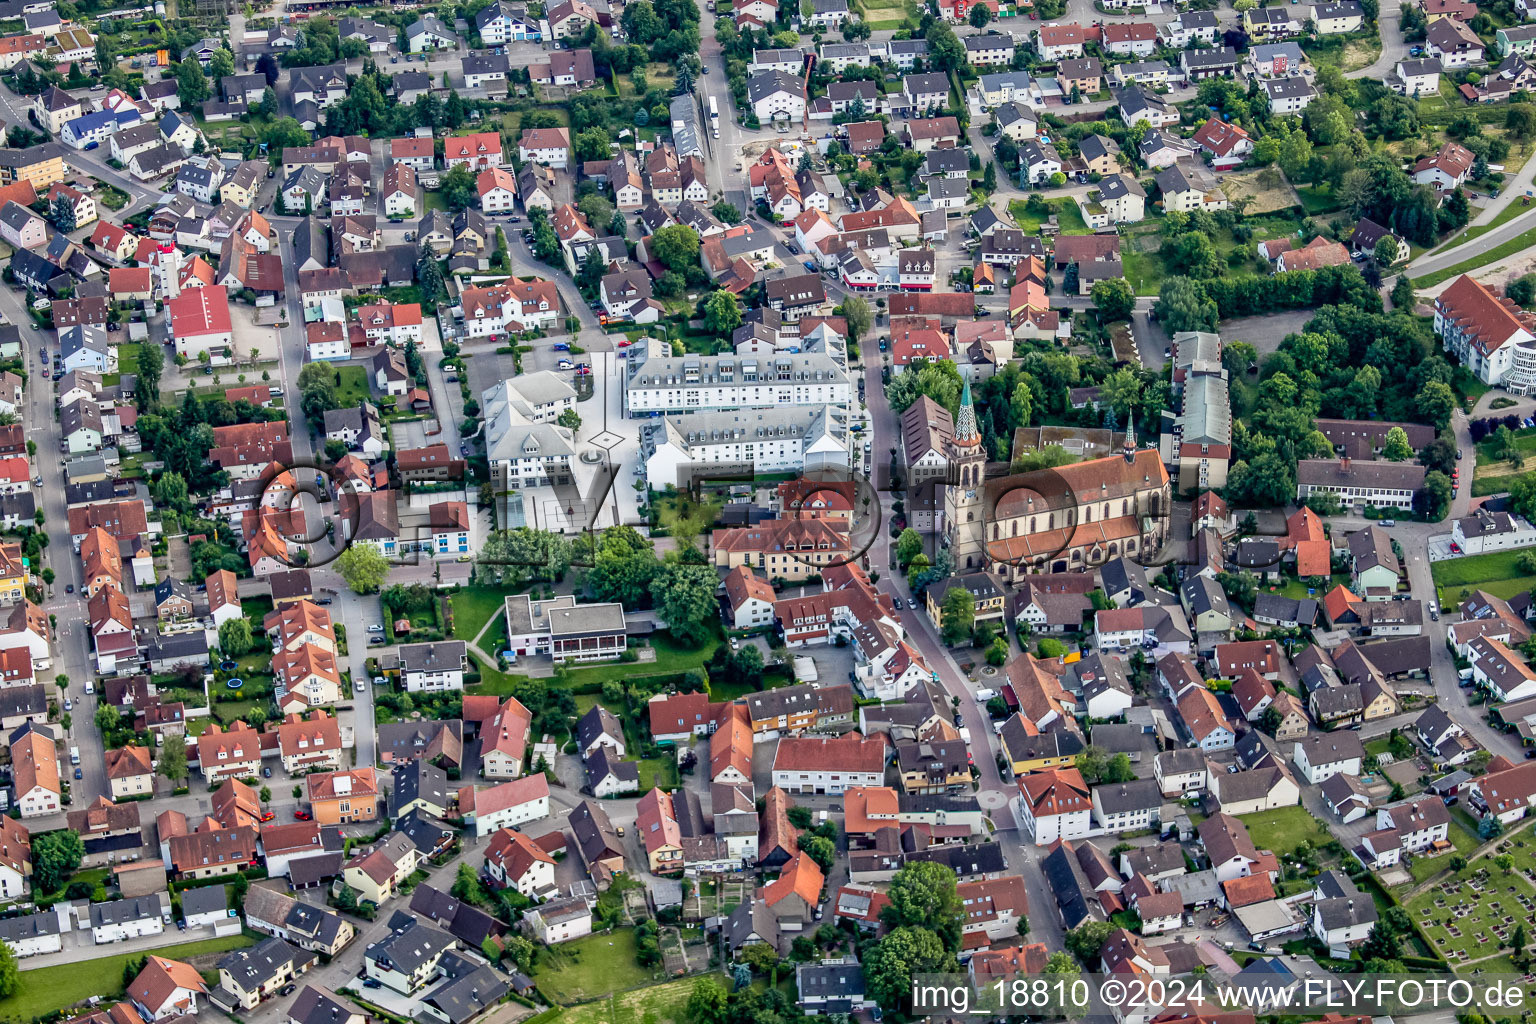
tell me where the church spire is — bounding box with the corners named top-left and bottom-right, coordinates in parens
top-left (954, 378), bottom-right (979, 447)
top-left (1123, 407), bottom-right (1137, 461)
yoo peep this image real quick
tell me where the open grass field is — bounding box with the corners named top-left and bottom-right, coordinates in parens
top-left (1301, 33), bottom-right (1381, 72)
top-left (0, 934), bottom-right (253, 1022)
top-left (532, 929), bottom-right (661, 1003)
top-left (1432, 547), bottom-right (1536, 605)
top-left (1237, 806), bottom-right (1330, 858)
top-left (1474, 424), bottom-right (1536, 468)
top-left (862, 0), bottom-right (918, 29)
top-left (450, 585), bottom-right (522, 644)
top-left (553, 978), bottom-right (716, 1024)
top-left (1009, 197), bottom-right (1090, 236)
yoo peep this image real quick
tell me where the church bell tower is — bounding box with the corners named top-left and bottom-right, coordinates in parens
top-left (945, 379), bottom-right (987, 571)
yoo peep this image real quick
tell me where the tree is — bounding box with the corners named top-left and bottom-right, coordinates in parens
top-left (218, 617), bottom-right (253, 656)
top-left (297, 362), bottom-right (338, 423)
top-left (1416, 380), bottom-right (1457, 431)
top-left (174, 58), bottom-right (210, 105)
top-left (95, 703), bottom-right (123, 736)
top-left (158, 738), bottom-right (187, 784)
top-left (31, 830), bottom-right (84, 894)
top-left (711, 200), bottom-right (742, 224)
top-left (417, 245), bottom-right (445, 302)
top-left (1155, 277), bottom-right (1218, 333)
top-left (864, 926), bottom-right (957, 1009)
top-left (939, 587), bottom-right (975, 646)
top-left (136, 340), bottom-right (164, 412)
top-left (1508, 104), bottom-right (1536, 140)
top-left (882, 861), bottom-right (963, 951)
top-left (1258, 705), bottom-right (1283, 736)
top-left (968, 2), bottom-right (992, 25)
top-left (797, 834), bottom-right (835, 871)
top-left (1496, 852), bottom-right (1516, 874)
top-left (896, 528), bottom-right (925, 568)
top-left (1509, 274), bottom-right (1536, 308)
top-left (336, 544), bottom-right (389, 594)
top-left (685, 978), bottom-right (728, 1024)
top-left (1381, 426), bottom-right (1414, 462)
top-left (49, 193), bottom-right (75, 233)
top-left (651, 224), bottom-right (702, 272)
top-left (452, 862), bottom-right (489, 906)
top-left (1045, 950), bottom-right (1078, 975)
top-left (726, 644), bottom-right (764, 686)
top-left (1479, 812), bottom-right (1506, 840)
top-left (655, 563), bottom-right (720, 647)
top-left (1373, 235), bottom-right (1402, 267)
top-left (1092, 278), bottom-right (1135, 322)
top-left (739, 943), bottom-right (780, 974)
top-left (703, 289), bottom-right (742, 334)
top-left (1391, 274), bottom-right (1416, 311)
top-left (475, 529), bottom-right (573, 586)
top-left (439, 163), bottom-right (478, 212)
top-left (0, 940), bottom-right (16, 999)
top-left (1065, 921), bottom-right (1116, 966)
top-left (842, 295), bottom-right (872, 341)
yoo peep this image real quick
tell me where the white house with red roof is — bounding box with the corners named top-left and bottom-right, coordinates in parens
top-left (461, 774), bottom-right (551, 836)
top-left (477, 167), bottom-right (519, 213)
top-left (356, 303), bottom-right (423, 346)
top-left (1435, 274), bottom-right (1536, 391)
top-left (517, 127), bottom-right (571, 169)
top-left (166, 285), bottom-right (233, 359)
top-left (1413, 141), bottom-right (1475, 190)
top-left (1015, 766), bottom-right (1092, 845)
top-left (442, 131), bottom-right (504, 171)
top-left (1192, 118), bottom-right (1253, 169)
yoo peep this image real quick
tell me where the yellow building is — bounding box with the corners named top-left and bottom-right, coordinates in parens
top-left (999, 714), bottom-right (1086, 775)
top-left (0, 144), bottom-right (67, 192)
top-left (925, 572), bottom-right (1008, 638)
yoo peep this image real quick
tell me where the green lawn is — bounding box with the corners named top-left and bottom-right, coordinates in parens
top-left (1414, 222), bottom-right (1536, 289)
top-left (449, 585), bottom-right (521, 643)
top-left (1295, 183), bottom-right (1343, 215)
top-left (0, 934), bottom-right (253, 1022)
top-left (1432, 547), bottom-right (1536, 605)
top-left (637, 755), bottom-right (677, 792)
top-left (1121, 248), bottom-right (1166, 297)
top-left (552, 977), bottom-right (715, 1024)
top-left (1474, 425), bottom-right (1536, 467)
top-left (1237, 806), bottom-right (1330, 858)
top-left (1406, 815), bottom-right (1484, 883)
top-left (1009, 197), bottom-right (1089, 235)
top-left (532, 929), bottom-right (661, 1003)
top-left (333, 364), bottom-right (368, 408)
top-left (469, 624), bottom-right (724, 696)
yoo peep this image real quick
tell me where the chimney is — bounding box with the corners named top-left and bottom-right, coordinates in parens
top-left (1340, 457), bottom-right (1351, 473)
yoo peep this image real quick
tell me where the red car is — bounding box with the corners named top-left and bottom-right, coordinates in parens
top-left (294, 809), bottom-right (313, 821)
top-left (259, 811), bottom-right (276, 823)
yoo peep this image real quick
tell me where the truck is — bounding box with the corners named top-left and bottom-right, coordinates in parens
top-left (708, 95), bottom-right (720, 139)
top-left (70, 746), bottom-right (80, 765)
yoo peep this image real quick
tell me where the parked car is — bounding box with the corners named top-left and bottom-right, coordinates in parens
top-left (369, 636), bottom-right (386, 646)
top-left (295, 809), bottom-right (313, 820)
top-left (74, 767), bottom-right (82, 780)
top-left (259, 811), bottom-right (276, 822)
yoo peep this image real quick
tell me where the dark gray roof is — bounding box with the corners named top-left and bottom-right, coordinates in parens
top-left (366, 916), bottom-right (456, 974)
top-left (408, 883), bottom-right (503, 947)
top-left (180, 884), bottom-right (229, 919)
top-left (288, 986), bottom-right (357, 1024)
top-left (576, 704), bottom-right (624, 752)
top-left (0, 910), bottom-right (59, 944)
top-left (422, 952), bottom-right (510, 1024)
top-left (1041, 840), bottom-right (1097, 929)
top-left (220, 935), bottom-right (316, 992)
top-left (586, 746), bottom-right (639, 789)
top-left (390, 759), bottom-right (451, 818)
top-left (1093, 778), bottom-right (1161, 814)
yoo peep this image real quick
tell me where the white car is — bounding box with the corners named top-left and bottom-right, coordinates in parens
top-left (355, 680), bottom-right (366, 693)
top-left (84, 681), bottom-right (93, 695)
top-left (367, 624), bottom-right (384, 633)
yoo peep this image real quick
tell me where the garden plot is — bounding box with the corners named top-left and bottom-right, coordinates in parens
top-left (1222, 169), bottom-right (1300, 216)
